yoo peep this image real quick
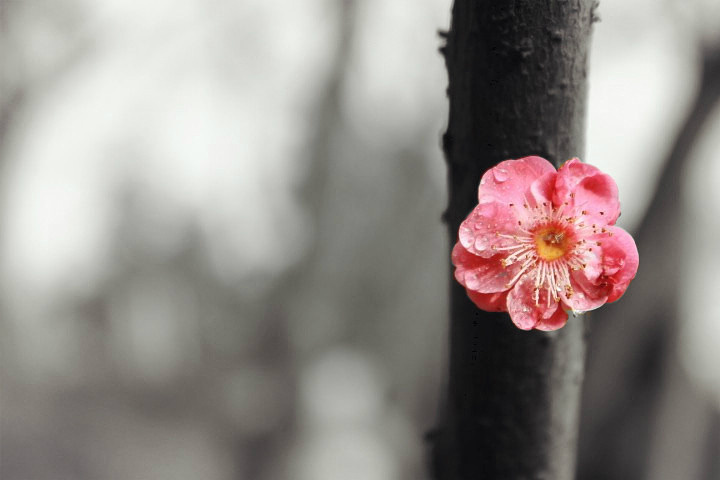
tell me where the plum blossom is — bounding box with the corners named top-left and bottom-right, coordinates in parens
top-left (452, 156), bottom-right (638, 331)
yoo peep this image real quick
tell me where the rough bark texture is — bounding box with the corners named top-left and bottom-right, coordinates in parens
top-left (434, 1), bottom-right (596, 479)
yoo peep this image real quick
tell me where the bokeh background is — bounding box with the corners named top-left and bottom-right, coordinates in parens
top-left (1, 0), bottom-right (719, 479)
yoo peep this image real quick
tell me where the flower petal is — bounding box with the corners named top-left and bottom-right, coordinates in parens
top-left (600, 226), bottom-right (639, 302)
top-left (458, 201), bottom-right (520, 257)
top-left (530, 171), bottom-right (556, 206)
top-left (554, 158), bottom-right (620, 225)
top-left (574, 245), bottom-right (604, 284)
top-left (478, 156), bottom-right (556, 206)
top-left (467, 290), bottom-right (508, 312)
top-left (535, 307), bottom-right (569, 331)
top-left (506, 275), bottom-right (560, 330)
top-left (460, 158), bottom-right (556, 258)
top-left (452, 242), bottom-right (518, 293)
top-left (563, 268), bottom-right (610, 312)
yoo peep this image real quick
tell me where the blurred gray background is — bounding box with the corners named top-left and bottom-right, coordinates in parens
top-left (1, 0), bottom-right (719, 479)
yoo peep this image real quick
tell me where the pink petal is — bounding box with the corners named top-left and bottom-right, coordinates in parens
top-left (553, 158), bottom-right (620, 225)
top-left (530, 171), bottom-right (556, 206)
top-left (506, 275), bottom-right (560, 330)
top-left (535, 307), bottom-right (569, 331)
top-left (564, 268), bottom-right (610, 312)
top-left (478, 156), bottom-right (556, 207)
top-left (467, 290), bottom-right (509, 312)
top-left (600, 226), bottom-right (639, 302)
top-left (460, 157), bottom-right (556, 258)
top-left (458, 201), bottom-right (519, 257)
top-left (452, 242), bottom-right (517, 293)
top-left (572, 242), bottom-right (604, 284)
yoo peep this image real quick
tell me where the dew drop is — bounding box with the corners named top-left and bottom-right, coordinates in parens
top-left (493, 168), bottom-right (510, 182)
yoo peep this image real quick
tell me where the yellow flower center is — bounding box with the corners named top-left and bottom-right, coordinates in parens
top-left (535, 227), bottom-right (569, 261)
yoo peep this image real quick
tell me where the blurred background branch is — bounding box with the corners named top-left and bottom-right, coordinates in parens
top-left (578, 41), bottom-right (720, 480)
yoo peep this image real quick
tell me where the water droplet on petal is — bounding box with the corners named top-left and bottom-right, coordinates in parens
top-left (522, 306), bottom-right (531, 313)
top-left (493, 168), bottom-right (510, 182)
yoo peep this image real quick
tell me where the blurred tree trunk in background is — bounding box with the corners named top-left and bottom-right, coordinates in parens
top-left (241, 2), bottom-right (358, 478)
top-left (577, 44), bottom-right (720, 480)
top-left (432, 1), bottom-right (596, 479)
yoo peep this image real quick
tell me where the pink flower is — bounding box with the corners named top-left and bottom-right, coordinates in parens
top-left (452, 156), bottom-right (638, 331)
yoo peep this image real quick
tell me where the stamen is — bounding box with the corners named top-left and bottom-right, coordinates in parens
top-left (497, 233), bottom-right (533, 242)
top-left (496, 191), bottom-right (603, 304)
top-left (504, 257), bottom-right (535, 289)
top-left (535, 262), bottom-right (544, 288)
top-left (504, 246), bottom-right (535, 266)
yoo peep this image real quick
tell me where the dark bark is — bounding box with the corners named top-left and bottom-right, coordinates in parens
top-left (433, 1), bottom-right (597, 479)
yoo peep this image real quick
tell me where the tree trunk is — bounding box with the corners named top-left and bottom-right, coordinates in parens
top-left (433, 1), bottom-right (597, 479)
